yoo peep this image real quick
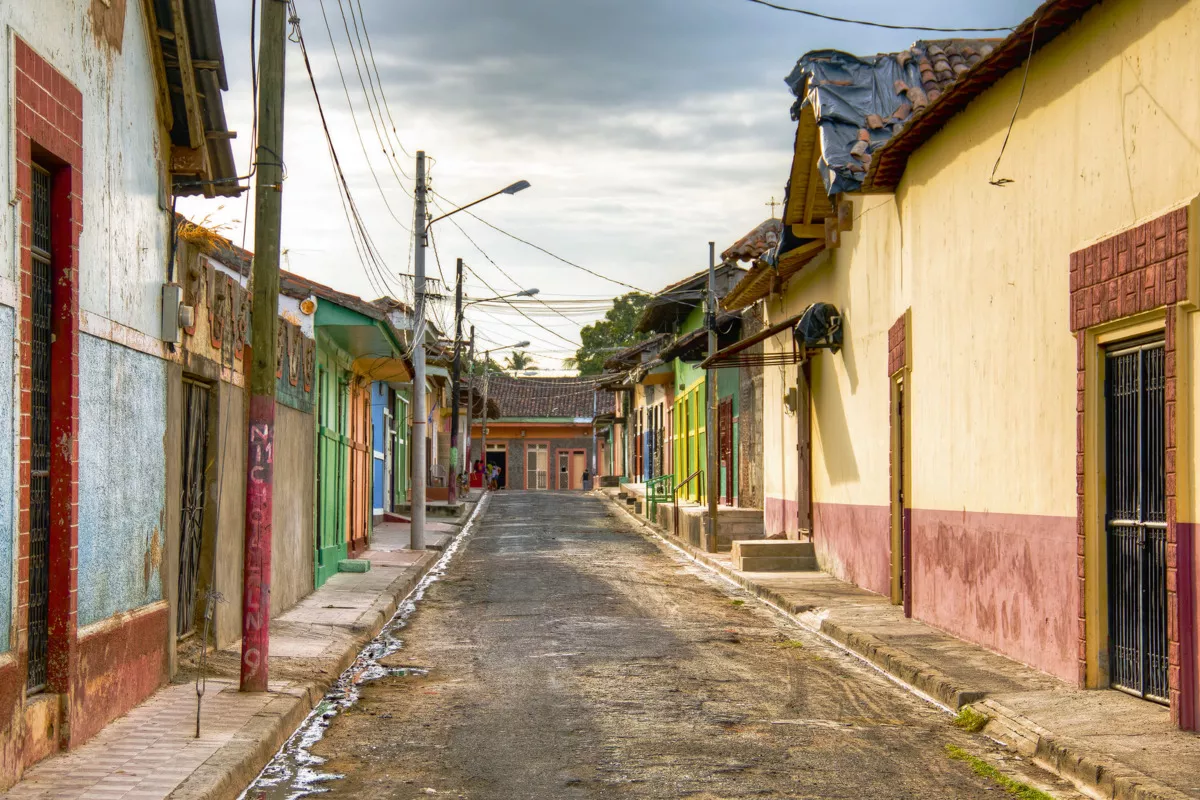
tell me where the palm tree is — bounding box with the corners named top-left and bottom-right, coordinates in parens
top-left (505, 351), bottom-right (535, 371)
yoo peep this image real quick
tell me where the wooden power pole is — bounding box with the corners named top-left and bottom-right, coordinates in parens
top-left (240, 0), bottom-right (288, 692)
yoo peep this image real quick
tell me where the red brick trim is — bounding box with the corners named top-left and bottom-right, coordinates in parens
top-left (887, 315), bottom-right (907, 377)
top-left (1069, 209), bottom-right (1188, 332)
top-left (1071, 209), bottom-right (1193, 729)
top-left (12, 35), bottom-right (82, 731)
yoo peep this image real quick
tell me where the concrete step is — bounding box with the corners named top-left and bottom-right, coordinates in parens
top-left (395, 502), bottom-right (464, 519)
top-left (732, 540), bottom-right (818, 571)
top-left (732, 540), bottom-right (816, 558)
top-left (736, 555), bottom-right (819, 572)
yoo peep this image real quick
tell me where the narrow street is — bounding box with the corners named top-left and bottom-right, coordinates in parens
top-left (278, 492), bottom-right (1079, 800)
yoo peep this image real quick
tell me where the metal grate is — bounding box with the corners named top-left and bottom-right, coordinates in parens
top-left (28, 164), bottom-right (52, 692)
top-left (1105, 340), bottom-right (1169, 704)
top-left (177, 381), bottom-right (211, 638)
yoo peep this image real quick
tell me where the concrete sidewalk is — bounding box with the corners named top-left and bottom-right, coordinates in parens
top-left (1, 498), bottom-right (482, 800)
top-left (603, 490), bottom-right (1200, 800)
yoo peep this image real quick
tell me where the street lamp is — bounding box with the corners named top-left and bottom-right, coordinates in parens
top-left (411, 150), bottom-right (529, 550)
top-left (451, 285), bottom-right (538, 503)
top-left (478, 340), bottom-right (530, 492)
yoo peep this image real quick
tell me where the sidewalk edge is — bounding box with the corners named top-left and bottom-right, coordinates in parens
top-left (170, 497), bottom-right (486, 800)
top-left (599, 492), bottom-right (1199, 800)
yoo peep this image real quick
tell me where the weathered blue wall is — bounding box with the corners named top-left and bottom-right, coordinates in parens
top-left (78, 336), bottom-right (167, 627)
top-left (0, 305), bottom-right (13, 652)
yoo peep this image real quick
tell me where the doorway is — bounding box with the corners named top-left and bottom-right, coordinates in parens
top-left (526, 443), bottom-right (549, 489)
top-left (1105, 338), bottom-right (1168, 703)
top-left (177, 379), bottom-right (211, 640)
top-left (486, 443), bottom-right (507, 489)
top-left (892, 374), bottom-right (911, 618)
top-left (796, 363), bottom-right (813, 538)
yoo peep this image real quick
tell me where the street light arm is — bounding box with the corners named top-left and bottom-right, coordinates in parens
top-left (463, 288), bottom-right (539, 310)
top-left (426, 180), bottom-right (530, 229)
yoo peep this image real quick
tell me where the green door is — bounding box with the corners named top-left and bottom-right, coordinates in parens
top-left (315, 353), bottom-right (349, 587)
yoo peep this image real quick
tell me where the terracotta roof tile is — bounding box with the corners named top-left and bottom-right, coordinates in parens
top-left (477, 375), bottom-right (608, 419)
top-left (722, 218), bottom-right (783, 263)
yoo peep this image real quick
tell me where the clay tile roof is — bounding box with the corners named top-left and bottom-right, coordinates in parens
top-left (481, 375), bottom-right (609, 419)
top-left (722, 218), bottom-right (783, 263)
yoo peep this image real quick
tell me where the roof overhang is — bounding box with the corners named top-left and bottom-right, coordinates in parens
top-left (722, 242), bottom-right (827, 312)
top-left (149, 0), bottom-right (242, 197)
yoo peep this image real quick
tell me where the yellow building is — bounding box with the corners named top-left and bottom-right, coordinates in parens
top-left (716, 0), bottom-right (1199, 728)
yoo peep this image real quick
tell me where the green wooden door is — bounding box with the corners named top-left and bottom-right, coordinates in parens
top-left (315, 354), bottom-right (349, 587)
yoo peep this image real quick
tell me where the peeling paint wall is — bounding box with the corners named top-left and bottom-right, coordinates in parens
top-left (0, 0), bottom-right (170, 338)
top-left (77, 336), bottom-right (167, 627)
top-left (0, 306), bottom-right (12, 653)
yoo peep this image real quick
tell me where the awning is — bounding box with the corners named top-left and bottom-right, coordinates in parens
top-left (700, 311), bottom-right (806, 369)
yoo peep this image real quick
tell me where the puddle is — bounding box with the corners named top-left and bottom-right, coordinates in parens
top-left (239, 497), bottom-right (488, 800)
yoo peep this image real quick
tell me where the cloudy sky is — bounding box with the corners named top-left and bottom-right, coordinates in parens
top-left (178, 0), bottom-right (1040, 368)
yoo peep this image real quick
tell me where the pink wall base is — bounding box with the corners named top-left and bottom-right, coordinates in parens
top-left (910, 508), bottom-right (1078, 683)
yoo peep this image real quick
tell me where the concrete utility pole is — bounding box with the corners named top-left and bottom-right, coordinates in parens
top-left (705, 242), bottom-right (719, 554)
top-left (464, 325), bottom-right (475, 484)
top-left (240, 0), bottom-right (287, 692)
top-left (449, 257), bottom-right (464, 504)
top-left (411, 151), bottom-right (428, 551)
top-left (480, 358), bottom-right (490, 486)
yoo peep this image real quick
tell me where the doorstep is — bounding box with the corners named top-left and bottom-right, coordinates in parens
top-left (603, 493), bottom-right (1200, 800)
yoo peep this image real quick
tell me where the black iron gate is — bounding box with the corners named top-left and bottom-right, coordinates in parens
top-left (27, 164), bottom-right (52, 692)
top-left (177, 380), bottom-right (211, 638)
top-left (1105, 339), bottom-right (1169, 703)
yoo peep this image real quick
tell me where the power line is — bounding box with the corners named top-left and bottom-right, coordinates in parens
top-left (293, 4), bottom-right (408, 304)
top-left (336, 0), bottom-right (413, 181)
top-left (738, 0), bottom-right (1016, 32)
top-left (315, 0), bottom-right (414, 240)
top-left (351, 0), bottom-right (413, 160)
top-left (433, 202), bottom-right (584, 329)
top-left (432, 192), bottom-right (650, 293)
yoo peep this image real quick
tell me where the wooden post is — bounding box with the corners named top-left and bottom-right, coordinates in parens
top-left (240, 0), bottom-right (287, 692)
top-left (706, 242), bottom-right (720, 553)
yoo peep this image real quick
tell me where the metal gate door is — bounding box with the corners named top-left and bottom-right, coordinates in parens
top-left (27, 164), bottom-right (52, 691)
top-left (1106, 340), bottom-right (1169, 703)
top-left (177, 380), bottom-right (210, 638)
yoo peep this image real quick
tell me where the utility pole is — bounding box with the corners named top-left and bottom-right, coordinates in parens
top-left (705, 242), bottom-right (719, 554)
top-left (448, 257), bottom-right (464, 504)
top-left (464, 325), bottom-right (476, 487)
top-left (240, 0), bottom-right (287, 692)
top-left (410, 151), bottom-right (428, 551)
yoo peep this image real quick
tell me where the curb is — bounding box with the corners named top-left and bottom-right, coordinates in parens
top-left (600, 493), bottom-right (1198, 800)
top-left (170, 499), bottom-right (486, 800)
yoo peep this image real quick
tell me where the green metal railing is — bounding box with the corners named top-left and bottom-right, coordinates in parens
top-left (646, 474), bottom-right (675, 525)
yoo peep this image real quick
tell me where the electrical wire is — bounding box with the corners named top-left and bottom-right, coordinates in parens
top-left (315, 0), bottom-right (414, 233)
top-left (333, 0), bottom-right (414, 187)
top-left (432, 202), bottom-right (584, 329)
top-left (293, 2), bottom-right (408, 303)
top-left (432, 192), bottom-right (649, 293)
top-left (349, 0), bottom-right (414, 162)
top-left (989, 15), bottom-right (1041, 187)
top-left (738, 0), bottom-right (1016, 32)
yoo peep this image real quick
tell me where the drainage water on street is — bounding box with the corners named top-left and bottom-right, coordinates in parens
top-left (239, 500), bottom-right (486, 800)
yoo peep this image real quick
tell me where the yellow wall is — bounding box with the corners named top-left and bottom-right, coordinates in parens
top-left (759, 0), bottom-right (1200, 686)
top-left (762, 195), bottom-right (902, 526)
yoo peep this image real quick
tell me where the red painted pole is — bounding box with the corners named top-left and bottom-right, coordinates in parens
top-left (241, 397), bottom-right (275, 689)
top-left (240, 0), bottom-right (287, 692)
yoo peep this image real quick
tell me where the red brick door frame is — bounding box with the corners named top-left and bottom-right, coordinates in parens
top-left (12, 36), bottom-right (83, 738)
top-left (1070, 208), bottom-right (1196, 729)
